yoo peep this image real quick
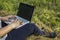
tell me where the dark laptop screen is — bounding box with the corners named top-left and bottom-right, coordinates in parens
top-left (17, 3), bottom-right (34, 21)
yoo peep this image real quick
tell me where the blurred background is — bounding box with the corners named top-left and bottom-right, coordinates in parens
top-left (0, 0), bottom-right (60, 40)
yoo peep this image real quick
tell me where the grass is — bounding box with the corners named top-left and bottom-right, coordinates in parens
top-left (0, 0), bottom-right (60, 39)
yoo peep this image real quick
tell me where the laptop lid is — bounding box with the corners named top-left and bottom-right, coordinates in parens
top-left (17, 3), bottom-right (34, 21)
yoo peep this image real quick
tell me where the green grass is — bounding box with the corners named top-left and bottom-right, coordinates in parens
top-left (0, 0), bottom-right (60, 40)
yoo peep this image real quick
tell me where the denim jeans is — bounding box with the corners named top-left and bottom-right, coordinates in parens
top-left (5, 23), bottom-right (45, 40)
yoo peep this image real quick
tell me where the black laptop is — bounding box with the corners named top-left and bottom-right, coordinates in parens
top-left (15, 3), bottom-right (34, 28)
top-left (17, 3), bottom-right (34, 21)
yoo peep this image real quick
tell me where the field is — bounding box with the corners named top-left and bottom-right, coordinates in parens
top-left (0, 0), bottom-right (60, 40)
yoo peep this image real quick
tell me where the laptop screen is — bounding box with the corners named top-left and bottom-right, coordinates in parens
top-left (17, 3), bottom-right (34, 21)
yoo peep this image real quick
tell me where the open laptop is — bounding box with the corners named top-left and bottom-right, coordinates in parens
top-left (4, 3), bottom-right (34, 29)
top-left (15, 3), bottom-right (34, 28)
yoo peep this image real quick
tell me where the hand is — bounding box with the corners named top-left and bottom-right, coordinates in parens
top-left (11, 20), bottom-right (23, 29)
top-left (2, 15), bottom-right (16, 21)
top-left (5, 15), bottom-right (16, 19)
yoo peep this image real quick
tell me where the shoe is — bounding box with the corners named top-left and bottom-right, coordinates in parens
top-left (48, 32), bottom-right (57, 38)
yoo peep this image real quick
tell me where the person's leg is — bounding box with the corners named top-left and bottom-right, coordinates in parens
top-left (5, 23), bottom-right (57, 40)
top-left (5, 23), bottom-right (44, 40)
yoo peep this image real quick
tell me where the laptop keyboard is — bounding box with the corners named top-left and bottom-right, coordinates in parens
top-left (4, 16), bottom-right (29, 29)
top-left (16, 16), bottom-right (29, 23)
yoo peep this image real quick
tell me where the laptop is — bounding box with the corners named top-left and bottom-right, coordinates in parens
top-left (4, 3), bottom-right (34, 29)
top-left (15, 3), bottom-right (34, 28)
